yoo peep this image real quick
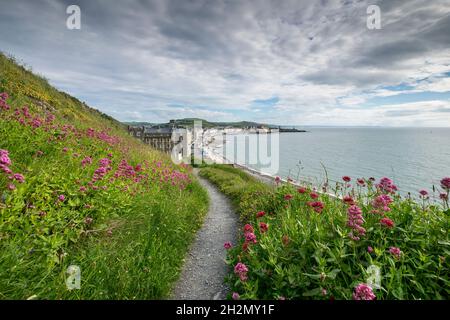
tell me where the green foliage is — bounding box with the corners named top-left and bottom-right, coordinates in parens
top-left (200, 166), bottom-right (450, 300)
top-left (199, 165), bottom-right (274, 222)
top-left (0, 53), bottom-right (208, 299)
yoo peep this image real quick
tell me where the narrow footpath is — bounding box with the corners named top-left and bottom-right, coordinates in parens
top-left (171, 169), bottom-right (239, 300)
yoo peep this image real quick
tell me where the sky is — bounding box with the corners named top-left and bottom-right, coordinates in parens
top-left (0, 0), bottom-right (449, 126)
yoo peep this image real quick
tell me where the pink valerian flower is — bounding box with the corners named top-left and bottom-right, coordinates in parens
top-left (353, 284), bottom-right (376, 300)
top-left (0, 149), bottom-right (11, 166)
top-left (284, 194), bottom-right (293, 201)
top-left (275, 176), bottom-right (281, 184)
top-left (310, 192), bottom-right (319, 199)
top-left (367, 246), bottom-right (374, 253)
top-left (342, 176), bottom-right (351, 182)
top-left (234, 263), bottom-right (249, 281)
top-left (62, 147), bottom-right (69, 153)
top-left (245, 232), bottom-right (257, 244)
top-left (232, 292), bottom-right (240, 300)
top-left (11, 173), bottom-right (25, 183)
top-left (79, 186), bottom-right (87, 192)
top-left (441, 177), bottom-right (450, 190)
top-left (376, 177), bottom-right (398, 194)
top-left (372, 194), bottom-right (393, 212)
top-left (99, 158), bottom-right (112, 167)
top-left (259, 222), bottom-right (268, 233)
top-left (58, 195), bottom-right (65, 202)
top-left (256, 211), bottom-right (265, 218)
top-left (307, 201), bottom-right (325, 213)
top-left (343, 195), bottom-right (355, 206)
top-left (0, 164), bottom-right (12, 174)
top-left (244, 224), bottom-right (254, 234)
top-left (81, 156), bottom-right (93, 167)
top-left (0, 92), bottom-right (10, 110)
top-left (347, 205), bottom-right (366, 241)
top-left (419, 190), bottom-right (429, 197)
top-left (389, 247), bottom-right (402, 259)
top-left (357, 178), bottom-right (366, 186)
top-left (8, 183), bottom-right (16, 190)
top-left (31, 117), bottom-right (42, 128)
top-left (380, 217), bottom-right (395, 229)
top-left (298, 187), bottom-right (307, 194)
top-left (224, 242), bottom-right (232, 250)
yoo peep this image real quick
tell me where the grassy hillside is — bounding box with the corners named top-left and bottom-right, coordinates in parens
top-left (0, 53), bottom-right (208, 299)
top-left (199, 165), bottom-right (450, 300)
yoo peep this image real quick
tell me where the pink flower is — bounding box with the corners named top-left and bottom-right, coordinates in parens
top-left (419, 190), bottom-right (428, 197)
top-left (342, 176), bottom-right (351, 182)
top-left (298, 187), bottom-right (307, 194)
top-left (256, 211), bottom-right (265, 218)
top-left (81, 156), bottom-right (93, 167)
top-left (441, 177), bottom-right (450, 190)
top-left (343, 195), bottom-right (355, 206)
top-left (58, 195), bottom-right (65, 202)
top-left (275, 176), bottom-right (281, 184)
top-left (0, 149), bottom-right (11, 166)
top-left (310, 192), bottom-right (319, 199)
top-left (259, 222), bottom-right (268, 233)
top-left (234, 263), bottom-right (248, 281)
top-left (224, 242), bottom-right (232, 249)
top-left (307, 201), bottom-right (324, 213)
top-left (347, 205), bottom-right (366, 240)
top-left (440, 193), bottom-right (448, 201)
top-left (376, 177), bottom-right (398, 194)
top-left (99, 158), bottom-right (111, 167)
top-left (244, 224), bottom-right (254, 234)
top-left (8, 183), bottom-right (16, 190)
top-left (367, 246), bottom-right (374, 253)
top-left (232, 292), bottom-right (240, 300)
top-left (389, 247), bottom-right (402, 259)
top-left (12, 173), bottom-right (25, 183)
top-left (353, 284), bottom-right (376, 300)
top-left (79, 186), bottom-right (87, 192)
top-left (85, 217), bottom-right (93, 225)
top-left (245, 232), bottom-right (257, 244)
top-left (62, 147), bottom-right (68, 153)
top-left (372, 194), bottom-right (393, 212)
top-left (284, 194), bottom-right (293, 201)
top-left (380, 217), bottom-right (395, 229)
top-left (357, 178), bottom-right (366, 186)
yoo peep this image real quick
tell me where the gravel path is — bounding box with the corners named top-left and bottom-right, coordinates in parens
top-left (171, 169), bottom-right (239, 300)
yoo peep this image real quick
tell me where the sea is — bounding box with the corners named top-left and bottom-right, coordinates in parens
top-left (222, 127), bottom-right (450, 196)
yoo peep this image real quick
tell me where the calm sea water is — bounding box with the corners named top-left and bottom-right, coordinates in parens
top-left (224, 127), bottom-right (450, 196)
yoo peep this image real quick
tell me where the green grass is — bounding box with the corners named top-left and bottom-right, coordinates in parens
top-left (0, 53), bottom-right (209, 299)
top-left (199, 165), bottom-right (450, 300)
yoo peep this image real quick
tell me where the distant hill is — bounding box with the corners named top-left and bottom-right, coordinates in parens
top-left (125, 118), bottom-right (274, 129)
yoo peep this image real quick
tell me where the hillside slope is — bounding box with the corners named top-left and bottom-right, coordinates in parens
top-left (0, 53), bottom-right (208, 299)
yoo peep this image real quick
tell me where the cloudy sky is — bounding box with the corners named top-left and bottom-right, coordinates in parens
top-left (0, 0), bottom-right (449, 126)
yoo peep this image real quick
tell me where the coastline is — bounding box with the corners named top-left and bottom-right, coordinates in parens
top-left (201, 133), bottom-right (339, 199)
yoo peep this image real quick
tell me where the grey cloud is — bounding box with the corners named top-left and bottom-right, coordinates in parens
top-left (0, 0), bottom-right (449, 125)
